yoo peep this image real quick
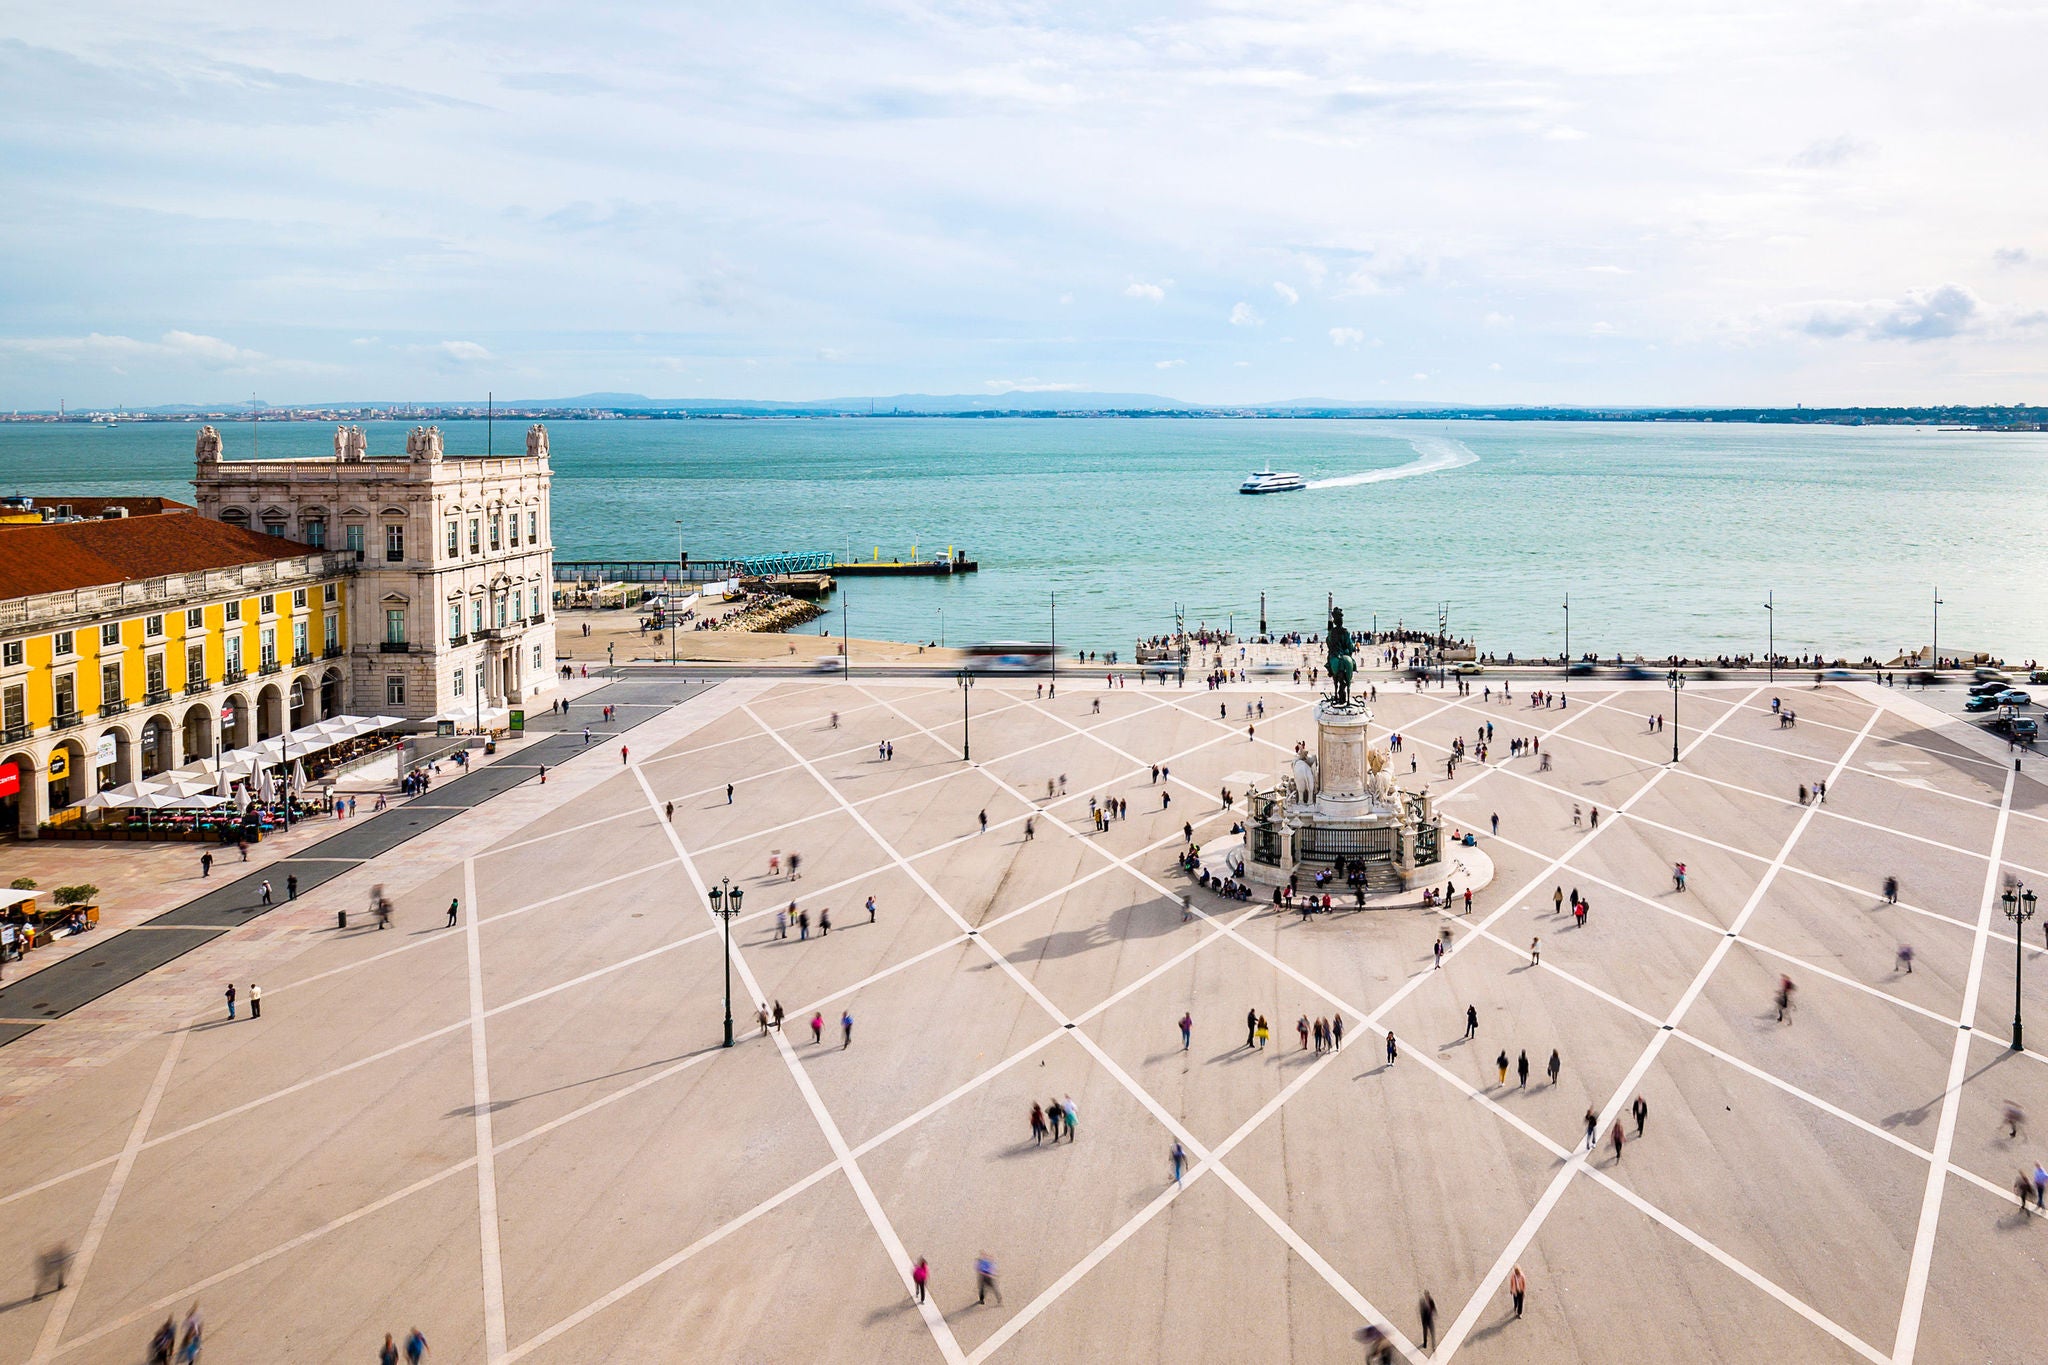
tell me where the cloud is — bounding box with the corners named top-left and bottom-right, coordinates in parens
top-left (437, 340), bottom-right (494, 363)
top-left (1483, 311), bottom-right (1514, 329)
top-left (1229, 302), bottom-right (1262, 326)
top-left (817, 347), bottom-right (845, 361)
top-left (1790, 135), bottom-right (1874, 169)
top-left (1543, 125), bottom-right (1589, 141)
top-left (984, 378), bottom-right (1086, 393)
top-left (1411, 372), bottom-right (1429, 381)
top-left (1272, 282), bottom-right (1299, 305)
top-left (2, 330), bottom-right (268, 369)
top-left (1801, 284), bottom-right (1982, 342)
top-left (1124, 281), bottom-right (1166, 302)
top-left (1155, 358), bottom-right (1185, 369)
top-left (1995, 247), bottom-right (2031, 268)
top-left (1328, 327), bottom-right (1364, 347)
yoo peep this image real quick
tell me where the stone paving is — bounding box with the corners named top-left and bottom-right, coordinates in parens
top-left (2, 673), bottom-right (2047, 1363)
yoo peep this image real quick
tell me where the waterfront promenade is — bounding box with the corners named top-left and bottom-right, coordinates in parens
top-left (2, 673), bottom-right (2045, 1362)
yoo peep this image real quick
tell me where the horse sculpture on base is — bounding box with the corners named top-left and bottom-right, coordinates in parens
top-left (1327, 605), bottom-right (1356, 707)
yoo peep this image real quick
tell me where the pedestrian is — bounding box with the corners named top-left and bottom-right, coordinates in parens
top-left (1246, 1007), bottom-right (1258, 1049)
top-left (1884, 875), bottom-right (1899, 904)
top-left (1047, 1097), bottom-right (1064, 1141)
top-left (32, 1241), bottom-right (71, 1299)
top-left (1491, 812), bottom-right (1499, 835)
top-left (381, 1334), bottom-right (399, 1365)
top-left (1031, 1103), bottom-right (1047, 1145)
top-left (1496, 1049), bottom-right (1509, 1085)
top-left (1298, 1015), bottom-right (1310, 1050)
top-left (250, 983), bottom-right (260, 1019)
top-left (798, 910), bottom-right (808, 940)
top-left (975, 1253), bottom-right (1002, 1305)
top-left (1331, 1014), bottom-right (1343, 1049)
top-left (1169, 1140), bottom-right (1186, 1185)
top-left (1572, 804), bottom-right (1582, 828)
top-left (866, 895), bottom-right (877, 923)
top-left (447, 898), bottom-right (459, 927)
top-left (1611, 1119), bottom-right (1625, 1162)
top-left (2004, 1101), bottom-right (2025, 1139)
top-left (1385, 1031), bottom-right (1398, 1066)
top-left (913, 1256), bottom-right (930, 1304)
top-left (1530, 936), bottom-right (1541, 965)
top-left (1589, 806), bottom-right (1599, 828)
top-left (841, 1009), bottom-right (853, 1048)
top-left (1798, 783), bottom-right (1809, 806)
top-left (1509, 1263), bottom-right (1527, 1319)
top-left (1547, 1048), bottom-right (1561, 1086)
top-left (1464, 887), bottom-right (1473, 914)
top-left (286, 874), bottom-right (298, 901)
top-left (1632, 1093), bottom-right (1648, 1137)
top-left (200, 851), bottom-right (213, 878)
top-left (1584, 1109), bottom-right (1598, 1150)
top-left (726, 783), bottom-right (734, 804)
top-left (978, 809), bottom-right (988, 834)
top-left (666, 801), bottom-right (674, 822)
top-left (1553, 886), bottom-right (1562, 915)
top-left (1897, 943), bottom-right (1914, 973)
top-left (539, 764), bottom-right (546, 784)
top-left (405, 1327), bottom-right (427, 1363)
top-left (819, 909), bottom-right (831, 936)
top-left (1433, 938), bottom-right (1445, 970)
top-left (225, 982), bottom-right (236, 1020)
top-left (1516, 1049), bottom-right (1529, 1088)
top-left (238, 839), bottom-right (249, 861)
top-left (810, 1012), bottom-right (823, 1043)
top-left (1418, 1291), bottom-right (1437, 1351)
top-left (259, 879), bottom-right (273, 906)
top-left (1180, 1012), bottom-right (1193, 1051)
top-left (178, 1305), bottom-right (202, 1362)
top-left (1465, 1004), bottom-right (1478, 1039)
top-left (621, 745), bottom-right (630, 765)
top-left (1256, 1015), bottom-right (1270, 1049)
top-left (2035, 1163), bottom-right (2047, 1211)
top-left (772, 1000), bottom-right (784, 1031)
top-left (1063, 1095), bottom-right (1077, 1140)
top-left (775, 906), bottom-right (788, 939)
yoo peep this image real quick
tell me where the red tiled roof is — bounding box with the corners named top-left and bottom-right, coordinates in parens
top-left (0, 495), bottom-right (195, 525)
top-left (0, 516), bottom-right (324, 599)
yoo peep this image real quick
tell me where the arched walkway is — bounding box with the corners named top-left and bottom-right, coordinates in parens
top-left (320, 668), bottom-right (345, 720)
top-left (289, 677), bottom-right (311, 730)
top-left (222, 692), bottom-right (252, 750)
top-left (182, 704), bottom-right (216, 764)
top-left (0, 749), bottom-right (39, 838)
top-left (48, 738), bottom-right (85, 814)
top-left (138, 713), bottom-right (175, 777)
top-left (256, 684), bottom-right (284, 741)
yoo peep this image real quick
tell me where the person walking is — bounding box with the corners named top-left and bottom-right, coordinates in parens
top-left (1496, 1049), bottom-right (1509, 1085)
top-left (1553, 885), bottom-right (1563, 915)
top-left (841, 1009), bottom-right (853, 1048)
top-left (380, 1334), bottom-right (400, 1365)
top-left (259, 879), bottom-right (273, 906)
top-left (2034, 1163), bottom-right (2047, 1212)
top-left (446, 898), bottom-right (459, 928)
top-left (1884, 875), bottom-right (1899, 904)
top-left (866, 895), bottom-right (877, 923)
top-left (1246, 1007), bottom-right (1258, 1049)
top-left (1584, 1109), bottom-right (1598, 1150)
top-left (1465, 1004), bottom-right (1479, 1040)
top-left (1331, 1014), bottom-right (1343, 1050)
top-left (665, 801), bottom-right (674, 822)
top-left (819, 909), bottom-right (831, 937)
top-left (1509, 1263), bottom-right (1527, 1320)
top-left (249, 984), bottom-right (260, 1019)
top-left (772, 1000), bottom-right (784, 1032)
top-left (1530, 936), bottom-right (1541, 965)
top-left (978, 809), bottom-right (988, 835)
top-left (726, 783), bottom-right (734, 805)
top-left (1516, 1049), bottom-right (1529, 1088)
top-left (225, 983), bottom-right (236, 1020)
top-left (810, 1012), bottom-right (824, 1044)
top-left (1418, 1292), bottom-right (1437, 1350)
top-left (1632, 1093), bottom-right (1648, 1137)
top-left (1547, 1048), bottom-right (1561, 1086)
top-left (1169, 1140), bottom-right (1186, 1186)
top-left (1610, 1119), bottom-right (1626, 1162)
top-left (1046, 1097), bottom-right (1064, 1142)
top-left (1385, 1031), bottom-right (1398, 1066)
top-left (912, 1256), bottom-right (930, 1304)
top-left (775, 906), bottom-right (788, 939)
top-left (1433, 938), bottom-right (1445, 970)
top-left (1179, 1012), bottom-right (1193, 1051)
top-left (1298, 1015), bottom-right (1311, 1050)
top-left (798, 910), bottom-right (809, 941)
top-left (620, 745), bottom-right (629, 765)
top-left (286, 874), bottom-right (298, 901)
top-left (1031, 1103), bottom-right (1047, 1145)
top-left (200, 851), bottom-right (213, 878)
top-left (975, 1253), bottom-right (1002, 1305)
top-left (1062, 1095), bottom-right (1077, 1141)
top-left (405, 1328), bottom-right (429, 1365)
top-left (1255, 1014), bottom-right (1270, 1049)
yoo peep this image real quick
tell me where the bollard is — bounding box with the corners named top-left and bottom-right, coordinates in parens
top-left (337, 909), bottom-right (347, 930)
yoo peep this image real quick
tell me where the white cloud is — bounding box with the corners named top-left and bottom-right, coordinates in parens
top-left (1272, 282), bottom-right (1299, 305)
top-left (1543, 125), bottom-right (1589, 141)
top-left (1483, 312), bottom-right (1514, 329)
top-left (1328, 327), bottom-right (1365, 347)
top-left (2, 330), bottom-right (271, 370)
top-left (1800, 284), bottom-right (1983, 343)
top-left (1124, 282), bottom-right (1166, 302)
top-left (437, 340), bottom-right (494, 363)
top-left (1411, 372), bottom-right (1429, 381)
top-left (1229, 302), bottom-right (1262, 327)
top-left (1489, 362), bottom-right (1502, 371)
top-left (985, 378), bottom-right (1087, 393)
top-left (1155, 358), bottom-right (1185, 369)
top-left (1789, 135), bottom-right (1874, 169)
top-left (817, 347), bottom-right (844, 361)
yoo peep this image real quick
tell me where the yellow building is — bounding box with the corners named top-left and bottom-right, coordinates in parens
top-left (0, 514), bottom-right (353, 837)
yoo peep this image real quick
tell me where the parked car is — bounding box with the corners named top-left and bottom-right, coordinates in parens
top-left (1997, 690), bottom-right (2033, 707)
top-left (2014, 717), bottom-right (2040, 740)
top-left (2031, 669), bottom-right (2048, 686)
top-left (1965, 694), bottom-right (2000, 712)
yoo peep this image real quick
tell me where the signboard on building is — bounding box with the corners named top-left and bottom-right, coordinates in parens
top-left (0, 762), bottom-right (18, 798)
top-left (96, 733), bottom-right (117, 767)
top-left (48, 751), bottom-right (69, 780)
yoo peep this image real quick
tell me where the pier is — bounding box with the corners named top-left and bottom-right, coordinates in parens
top-left (553, 547), bottom-right (977, 586)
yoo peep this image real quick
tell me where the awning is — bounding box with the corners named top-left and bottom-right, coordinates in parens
top-left (426, 704), bottom-right (510, 730)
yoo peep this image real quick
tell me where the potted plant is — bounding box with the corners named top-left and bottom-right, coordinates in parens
top-left (53, 884), bottom-right (101, 926)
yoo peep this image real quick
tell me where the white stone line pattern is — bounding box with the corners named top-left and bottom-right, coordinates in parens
top-left (30, 1028), bottom-right (187, 1363)
top-left (465, 857), bottom-right (511, 1362)
top-left (1891, 763), bottom-right (2016, 1365)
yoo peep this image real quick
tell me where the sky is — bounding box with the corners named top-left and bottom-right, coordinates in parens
top-left (3, 0), bottom-right (2046, 409)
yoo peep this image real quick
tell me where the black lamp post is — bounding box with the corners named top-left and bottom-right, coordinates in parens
top-left (1667, 669), bottom-right (1685, 764)
top-left (1561, 594), bottom-right (1570, 700)
top-left (958, 669), bottom-right (974, 761)
top-left (2005, 885), bottom-right (2036, 1051)
top-left (1765, 591), bottom-right (1774, 683)
top-left (1932, 588), bottom-right (1942, 676)
top-left (708, 876), bottom-right (743, 1047)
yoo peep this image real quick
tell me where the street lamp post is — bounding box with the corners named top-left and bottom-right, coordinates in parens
top-left (2005, 886), bottom-right (2036, 1050)
top-left (707, 877), bottom-right (744, 1047)
top-left (1562, 594), bottom-right (1570, 699)
top-left (958, 669), bottom-right (974, 761)
top-left (1668, 668), bottom-right (1685, 764)
top-left (1932, 588), bottom-right (1943, 676)
top-left (1049, 592), bottom-right (1057, 688)
top-left (1765, 591), bottom-right (1774, 683)
top-left (841, 591), bottom-right (850, 680)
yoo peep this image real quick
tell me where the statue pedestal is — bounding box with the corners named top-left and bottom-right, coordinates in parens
top-left (1315, 701), bottom-right (1373, 807)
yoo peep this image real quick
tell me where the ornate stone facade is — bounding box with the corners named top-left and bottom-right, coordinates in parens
top-left (191, 425), bottom-right (555, 726)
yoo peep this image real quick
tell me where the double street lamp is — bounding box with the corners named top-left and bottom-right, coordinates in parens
top-left (1667, 669), bottom-right (1685, 764)
top-left (958, 669), bottom-right (974, 761)
top-left (707, 876), bottom-right (744, 1047)
top-left (2003, 885), bottom-right (2037, 1051)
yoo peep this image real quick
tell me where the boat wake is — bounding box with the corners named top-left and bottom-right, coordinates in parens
top-left (1305, 436), bottom-right (1478, 489)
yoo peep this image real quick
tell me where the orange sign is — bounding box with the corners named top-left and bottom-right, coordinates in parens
top-left (47, 751), bottom-right (69, 780)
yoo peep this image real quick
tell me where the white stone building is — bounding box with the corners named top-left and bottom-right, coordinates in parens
top-left (191, 422), bottom-right (556, 726)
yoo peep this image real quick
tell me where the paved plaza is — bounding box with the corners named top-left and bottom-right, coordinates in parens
top-left (4, 671), bottom-right (2048, 1362)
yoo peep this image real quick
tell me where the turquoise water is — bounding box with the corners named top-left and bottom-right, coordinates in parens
top-left (1, 417), bottom-right (2042, 660)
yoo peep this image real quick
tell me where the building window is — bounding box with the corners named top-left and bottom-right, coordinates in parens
top-left (447, 520), bottom-right (459, 556)
top-left (260, 627), bottom-right (277, 666)
top-left (101, 622), bottom-right (121, 647)
top-left (187, 645), bottom-right (205, 687)
top-left (453, 667), bottom-right (465, 697)
top-left (528, 511), bottom-right (538, 542)
top-left (54, 630), bottom-right (74, 656)
top-left (385, 609), bottom-right (406, 645)
top-left (323, 582), bottom-right (337, 603)
top-left (496, 596), bottom-right (508, 628)
top-left (324, 616), bottom-right (339, 651)
top-left (263, 519), bottom-right (287, 538)
top-left (1, 641), bottom-right (20, 668)
top-left (101, 661), bottom-right (121, 702)
top-left (186, 607), bottom-right (204, 630)
top-left (386, 676), bottom-right (406, 705)
top-left (532, 643), bottom-right (543, 671)
top-left (54, 673), bottom-right (75, 718)
top-left (3, 684), bottom-right (23, 733)
top-left (260, 594), bottom-right (275, 616)
top-left (449, 605), bottom-right (462, 640)
top-left (509, 515), bottom-right (520, 548)
top-left (385, 524), bottom-right (404, 562)
top-left (145, 614), bottom-right (164, 638)
top-left (225, 600), bottom-right (241, 622)
top-left (220, 508), bottom-right (249, 528)
top-left (346, 524), bottom-right (365, 557)
top-left (305, 519), bottom-right (326, 548)
top-left (293, 588), bottom-right (307, 609)
top-left (225, 637), bottom-right (242, 672)
top-left (472, 600), bottom-right (484, 633)
top-left (293, 621), bottom-right (308, 658)
top-left (530, 587), bottom-right (541, 619)
top-left (468, 517), bottom-right (480, 555)
top-left (146, 653), bottom-right (166, 695)
top-left (489, 514), bottom-right (501, 552)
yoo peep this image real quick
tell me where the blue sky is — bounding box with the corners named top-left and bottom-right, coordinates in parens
top-left (3, 0), bottom-right (2045, 408)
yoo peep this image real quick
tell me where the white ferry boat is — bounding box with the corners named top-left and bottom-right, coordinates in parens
top-left (1239, 465), bottom-right (1307, 494)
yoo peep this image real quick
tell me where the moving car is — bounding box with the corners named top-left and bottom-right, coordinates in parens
top-left (1453, 661), bottom-right (1484, 676)
top-left (1820, 668), bottom-right (1862, 681)
top-left (2015, 717), bottom-right (2040, 740)
top-left (1974, 667), bottom-right (2012, 684)
top-left (1965, 694), bottom-right (2000, 712)
top-left (1970, 680), bottom-right (2011, 697)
